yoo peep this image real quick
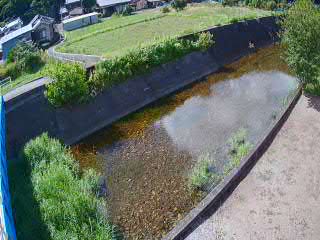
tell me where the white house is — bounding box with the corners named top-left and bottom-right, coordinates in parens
top-left (62, 12), bottom-right (99, 31)
top-left (0, 15), bottom-right (55, 61)
top-left (96, 0), bottom-right (131, 16)
top-left (0, 18), bottom-right (23, 37)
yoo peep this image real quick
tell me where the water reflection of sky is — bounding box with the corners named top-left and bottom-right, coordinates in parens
top-left (161, 71), bottom-right (298, 163)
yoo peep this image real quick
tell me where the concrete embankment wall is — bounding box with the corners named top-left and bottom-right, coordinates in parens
top-left (5, 16), bottom-right (279, 156)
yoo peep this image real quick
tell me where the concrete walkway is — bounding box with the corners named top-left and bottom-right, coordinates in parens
top-left (48, 43), bottom-right (103, 68)
top-left (187, 94), bottom-right (320, 240)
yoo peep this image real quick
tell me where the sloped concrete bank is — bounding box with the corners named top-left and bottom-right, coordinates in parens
top-left (163, 87), bottom-right (302, 240)
top-left (5, 16), bottom-right (279, 156)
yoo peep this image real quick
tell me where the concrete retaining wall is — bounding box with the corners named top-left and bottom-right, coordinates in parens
top-left (5, 16), bottom-right (279, 157)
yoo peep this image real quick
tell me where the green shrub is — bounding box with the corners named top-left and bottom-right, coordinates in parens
top-left (7, 42), bottom-right (43, 73)
top-left (4, 62), bottom-right (20, 79)
top-left (264, 1), bottom-right (277, 10)
top-left (45, 62), bottom-right (90, 107)
top-left (161, 6), bottom-right (170, 13)
top-left (91, 32), bottom-right (214, 92)
top-left (222, 0), bottom-right (239, 7)
top-left (23, 133), bottom-right (116, 240)
top-left (171, 0), bottom-right (187, 11)
top-left (280, 0), bottom-right (320, 93)
top-left (121, 5), bottom-right (133, 16)
top-left (195, 31), bottom-right (215, 51)
top-left (230, 17), bottom-right (240, 23)
top-left (244, 0), bottom-right (284, 10)
top-left (188, 154), bottom-right (220, 191)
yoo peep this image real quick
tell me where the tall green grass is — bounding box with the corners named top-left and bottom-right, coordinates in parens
top-left (23, 133), bottom-right (117, 240)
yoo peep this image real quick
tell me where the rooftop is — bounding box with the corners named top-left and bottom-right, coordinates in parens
top-left (0, 15), bottom-right (54, 45)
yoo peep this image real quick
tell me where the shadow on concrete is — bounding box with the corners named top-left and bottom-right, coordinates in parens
top-left (306, 94), bottom-right (320, 112)
top-left (8, 156), bottom-right (52, 240)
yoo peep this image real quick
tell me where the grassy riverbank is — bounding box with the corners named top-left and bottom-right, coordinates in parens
top-left (57, 4), bottom-right (271, 58)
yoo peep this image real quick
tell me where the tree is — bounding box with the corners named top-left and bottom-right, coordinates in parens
top-left (171, 0), bottom-right (187, 11)
top-left (280, 0), bottom-right (320, 92)
top-left (82, 0), bottom-right (96, 12)
top-left (45, 62), bottom-right (90, 107)
top-left (0, 0), bottom-right (63, 23)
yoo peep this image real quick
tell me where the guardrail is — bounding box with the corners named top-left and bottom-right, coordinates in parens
top-left (0, 96), bottom-right (17, 240)
top-left (0, 78), bottom-right (12, 94)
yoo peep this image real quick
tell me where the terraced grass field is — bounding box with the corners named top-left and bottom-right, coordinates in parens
top-left (57, 4), bottom-right (271, 58)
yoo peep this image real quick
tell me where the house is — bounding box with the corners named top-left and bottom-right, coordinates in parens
top-left (0, 18), bottom-right (23, 37)
top-left (147, 0), bottom-right (163, 8)
top-left (62, 12), bottom-right (99, 31)
top-left (69, 7), bottom-right (84, 17)
top-left (131, 0), bottom-right (148, 10)
top-left (96, 0), bottom-right (131, 16)
top-left (62, 0), bottom-right (84, 19)
top-left (60, 6), bottom-right (69, 20)
top-left (65, 0), bottom-right (82, 11)
top-left (0, 15), bottom-right (55, 61)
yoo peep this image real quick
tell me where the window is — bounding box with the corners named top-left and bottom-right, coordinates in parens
top-left (40, 29), bottom-right (47, 40)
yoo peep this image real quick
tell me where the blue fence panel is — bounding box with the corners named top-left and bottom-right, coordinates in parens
top-left (0, 96), bottom-right (17, 240)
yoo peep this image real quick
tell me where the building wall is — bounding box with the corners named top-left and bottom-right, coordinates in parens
top-left (33, 23), bottom-right (54, 43)
top-left (66, 1), bottom-right (82, 11)
top-left (63, 15), bottom-right (99, 31)
top-left (101, 3), bottom-right (128, 17)
top-left (136, 0), bottom-right (148, 10)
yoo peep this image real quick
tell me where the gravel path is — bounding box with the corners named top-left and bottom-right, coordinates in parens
top-left (186, 94), bottom-right (320, 240)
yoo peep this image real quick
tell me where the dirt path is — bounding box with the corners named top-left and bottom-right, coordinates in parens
top-left (186, 94), bottom-right (320, 240)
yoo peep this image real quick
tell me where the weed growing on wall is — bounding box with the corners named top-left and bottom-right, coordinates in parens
top-left (23, 133), bottom-right (117, 240)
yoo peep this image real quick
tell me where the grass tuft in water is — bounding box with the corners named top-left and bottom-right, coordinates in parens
top-left (188, 153), bottom-right (220, 191)
top-left (224, 128), bottom-right (252, 175)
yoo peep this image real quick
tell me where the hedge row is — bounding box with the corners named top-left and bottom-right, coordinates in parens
top-left (45, 32), bottom-right (214, 107)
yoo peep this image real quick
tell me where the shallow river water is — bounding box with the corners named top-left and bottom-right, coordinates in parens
top-left (72, 45), bottom-right (298, 239)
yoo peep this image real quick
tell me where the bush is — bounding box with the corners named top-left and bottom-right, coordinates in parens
top-left (4, 62), bottom-right (20, 79)
top-left (264, 0), bottom-right (277, 10)
top-left (121, 5), bottom-right (133, 16)
top-left (161, 6), bottom-right (170, 13)
top-left (7, 42), bottom-right (43, 73)
top-left (23, 133), bottom-right (116, 240)
top-left (244, 0), bottom-right (287, 10)
top-left (222, 0), bottom-right (239, 7)
top-left (171, 0), bottom-right (187, 11)
top-left (45, 62), bottom-right (90, 107)
top-left (280, 0), bottom-right (320, 93)
top-left (195, 31), bottom-right (215, 51)
top-left (91, 32), bottom-right (214, 92)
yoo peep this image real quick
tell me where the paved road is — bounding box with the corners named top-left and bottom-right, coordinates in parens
top-left (187, 94), bottom-right (320, 240)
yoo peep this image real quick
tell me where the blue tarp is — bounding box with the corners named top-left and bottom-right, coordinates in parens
top-left (0, 96), bottom-right (17, 240)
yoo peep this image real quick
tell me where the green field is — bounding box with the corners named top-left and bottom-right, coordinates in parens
top-left (57, 4), bottom-right (271, 58)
